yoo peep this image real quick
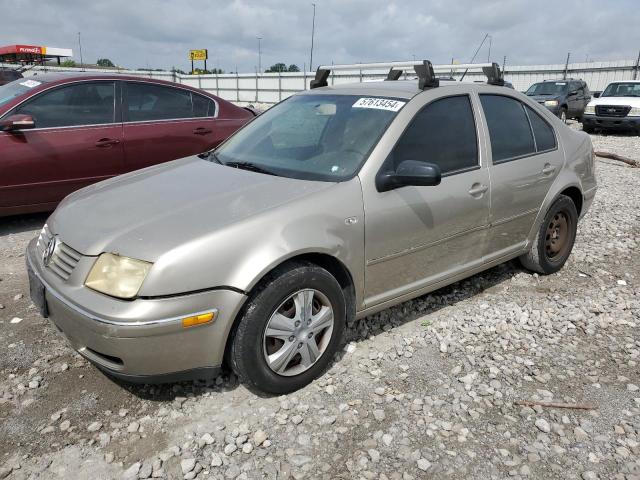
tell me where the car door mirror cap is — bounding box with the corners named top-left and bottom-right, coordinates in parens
top-left (376, 160), bottom-right (442, 192)
top-left (0, 114), bottom-right (35, 132)
top-left (593, 92), bottom-right (601, 98)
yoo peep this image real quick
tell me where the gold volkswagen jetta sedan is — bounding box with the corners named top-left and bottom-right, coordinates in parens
top-left (27, 61), bottom-right (597, 393)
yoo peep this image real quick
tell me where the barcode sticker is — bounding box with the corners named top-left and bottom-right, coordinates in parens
top-left (352, 97), bottom-right (405, 112)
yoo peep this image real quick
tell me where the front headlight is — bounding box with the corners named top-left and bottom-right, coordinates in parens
top-left (85, 253), bottom-right (152, 299)
top-left (544, 100), bottom-right (559, 107)
top-left (584, 105), bottom-right (596, 115)
top-left (628, 106), bottom-right (640, 117)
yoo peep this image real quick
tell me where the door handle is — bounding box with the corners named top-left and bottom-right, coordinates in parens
top-left (468, 184), bottom-right (488, 197)
top-left (193, 127), bottom-right (213, 135)
top-left (95, 138), bottom-right (120, 148)
top-left (541, 164), bottom-right (557, 175)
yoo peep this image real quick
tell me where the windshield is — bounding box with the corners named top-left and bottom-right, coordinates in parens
top-left (0, 77), bottom-right (46, 108)
top-left (212, 94), bottom-right (405, 181)
top-left (526, 82), bottom-right (568, 96)
top-left (601, 82), bottom-right (640, 97)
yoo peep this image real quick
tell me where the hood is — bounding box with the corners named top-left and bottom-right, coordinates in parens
top-left (49, 156), bottom-right (333, 260)
top-left (527, 94), bottom-right (562, 103)
top-left (588, 96), bottom-right (640, 107)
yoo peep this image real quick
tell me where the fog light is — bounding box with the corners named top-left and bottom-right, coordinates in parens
top-left (182, 310), bottom-right (217, 328)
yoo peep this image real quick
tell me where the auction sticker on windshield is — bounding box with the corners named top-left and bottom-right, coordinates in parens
top-left (353, 97), bottom-right (405, 112)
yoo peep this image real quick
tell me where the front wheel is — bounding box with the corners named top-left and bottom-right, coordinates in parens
top-left (519, 195), bottom-right (578, 274)
top-left (559, 107), bottom-right (568, 123)
top-left (229, 262), bottom-right (346, 394)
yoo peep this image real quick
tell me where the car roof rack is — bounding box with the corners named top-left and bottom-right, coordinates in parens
top-left (311, 60), bottom-right (505, 90)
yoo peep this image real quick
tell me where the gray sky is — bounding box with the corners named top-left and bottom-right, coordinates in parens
top-left (2, 0), bottom-right (639, 72)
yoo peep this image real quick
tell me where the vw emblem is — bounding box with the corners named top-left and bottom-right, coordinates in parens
top-left (42, 236), bottom-right (58, 266)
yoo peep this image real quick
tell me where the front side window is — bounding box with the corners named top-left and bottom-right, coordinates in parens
top-left (601, 82), bottom-right (640, 97)
top-left (125, 83), bottom-right (197, 121)
top-left (15, 81), bottom-right (115, 128)
top-left (389, 95), bottom-right (478, 175)
top-left (213, 94), bottom-right (403, 181)
top-left (480, 94), bottom-right (535, 162)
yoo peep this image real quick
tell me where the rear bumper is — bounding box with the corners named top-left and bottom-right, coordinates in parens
top-left (582, 114), bottom-right (640, 130)
top-left (27, 238), bottom-right (247, 382)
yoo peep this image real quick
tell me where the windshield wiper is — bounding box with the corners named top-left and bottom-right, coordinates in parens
top-left (223, 161), bottom-right (277, 176)
top-left (198, 151), bottom-right (222, 164)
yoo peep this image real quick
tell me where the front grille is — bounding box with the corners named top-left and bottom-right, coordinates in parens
top-left (595, 105), bottom-right (631, 117)
top-left (36, 225), bottom-right (82, 281)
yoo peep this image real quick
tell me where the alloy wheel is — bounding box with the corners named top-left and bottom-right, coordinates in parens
top-left (262, 289), bottom-right (334, 377)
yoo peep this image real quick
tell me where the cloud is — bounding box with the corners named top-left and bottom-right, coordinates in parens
top-left (1, 0), bottom-right (638, 72)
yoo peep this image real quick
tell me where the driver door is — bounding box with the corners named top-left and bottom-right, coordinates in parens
top-left (361, 94), bottom-right (490, 307)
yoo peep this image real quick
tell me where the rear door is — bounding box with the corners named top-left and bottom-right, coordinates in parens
top-left (0, 80), bottom-right (124, 210)
top-left (479, 93), bottom-right (563, 260)
top-left (122, 81), bottom-right (222, 171)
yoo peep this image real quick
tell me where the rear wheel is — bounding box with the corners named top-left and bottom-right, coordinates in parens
top-left (519, 195), bottom-right (578, 274)
top-left (229, 262), bottom-right (346, 394)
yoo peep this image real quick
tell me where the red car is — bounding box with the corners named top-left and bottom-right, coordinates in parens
top-left (0, 73), bottom-right (254, 216)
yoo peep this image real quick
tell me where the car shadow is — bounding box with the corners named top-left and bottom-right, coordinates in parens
top-left (0, 212), bottom-right (48, 236)
top-left (118, 259), bottom-right (523, 402)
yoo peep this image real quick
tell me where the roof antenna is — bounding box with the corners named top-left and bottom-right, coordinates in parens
top-left (460, 33), bottom-right (489, 81)
top-left (414, 60), bottom-right (439, 90)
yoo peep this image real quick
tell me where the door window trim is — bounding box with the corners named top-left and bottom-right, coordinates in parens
top-left (479, 93), bottom-right (558, 166)
top-left (122, 80), bottom-right (219, 124)
top-left (1, 79), bottom-right (119, 131)
top-left (377, 93), bottom-right (482, 181)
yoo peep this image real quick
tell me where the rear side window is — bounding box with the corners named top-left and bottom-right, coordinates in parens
top-left (391, 95), bottom-right (478, 175)
top-left (15, 81), bottom-right (115, 128)
top-left (192, 93), bottom-right (216, 117)
top-left (125, 82), bottom-right (198, 121)
top-left (480, 95), bottom-right (535, 162)
top-left (525, 105), bottom-right (556, 152)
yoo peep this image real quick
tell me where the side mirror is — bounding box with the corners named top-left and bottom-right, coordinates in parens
top-left (376, 160), bottom-right (442, 192)
top-left (593, 92), bottom-right (601, 98)
top-left (0, 114), bottom-right (35, 132)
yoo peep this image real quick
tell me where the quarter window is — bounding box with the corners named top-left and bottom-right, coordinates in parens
top-left (480, 94), bottom-right (535, 162)
top-left (525, 105), bottom-right (556, 152)
top-left (15, 82), bottom-right (115, 128)
top-left (390, 95), bottom-right (478, 175)
top-left (124, 83), bottom-right (213, 121)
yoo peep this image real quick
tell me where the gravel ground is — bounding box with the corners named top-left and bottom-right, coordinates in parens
top-left (0, 130), bottom-right (639, 480)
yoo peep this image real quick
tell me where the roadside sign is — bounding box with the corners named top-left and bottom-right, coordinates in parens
top-left (190, 49), bottom-right (208, 61)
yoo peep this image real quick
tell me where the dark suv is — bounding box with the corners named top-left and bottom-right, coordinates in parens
top-left (525, 79), bottom-right (591, 122)
top-left (0, 68), bottom-right (23, 86)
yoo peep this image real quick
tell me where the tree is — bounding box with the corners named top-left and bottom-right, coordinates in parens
top-left (96, 58), bottom-right (115, 67)
top-left (265, 63), bottom-right (287, 73)
top-left (288, 64), bottom-right (300, 72)
top-left (60, 60), bottom-right (76, 67)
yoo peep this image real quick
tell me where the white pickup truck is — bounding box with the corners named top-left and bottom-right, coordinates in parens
top-left (582, 80), bottom-right (640, 134)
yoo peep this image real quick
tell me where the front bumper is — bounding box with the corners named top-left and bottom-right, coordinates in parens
top-left (26, 238), bottom-right (247, 382)
top-left (582, 114), bottom-right (640, 130)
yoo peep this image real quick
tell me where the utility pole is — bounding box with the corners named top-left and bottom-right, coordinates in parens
top-left (563, 52), bottom-right (571, 79)
top-left (309, 3), bottom-right (316, 71)
top-left (634, 49), bottom-right (640, 80)
top-left (257, 36), bottom-right (262, 73)
top-left (77, 32), bottom-right (84, 69)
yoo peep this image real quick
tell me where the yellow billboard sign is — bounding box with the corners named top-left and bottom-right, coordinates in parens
top-left (189, 49), bottom-right (208, 61)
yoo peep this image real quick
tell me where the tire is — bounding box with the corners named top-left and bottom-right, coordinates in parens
top-left (229, 262), bottom-right (346, 394)
top-left (519, 195), bottom-right (578, 275)
top-left (559, 107), bottom-right (568, 124)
